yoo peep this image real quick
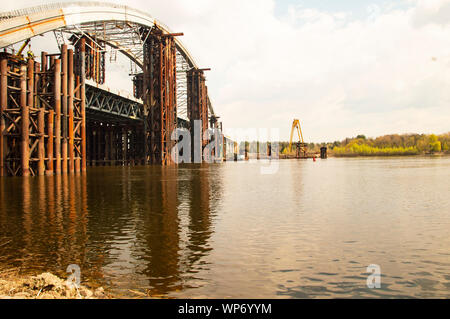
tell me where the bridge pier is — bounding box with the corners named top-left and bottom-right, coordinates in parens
top-left (142, 28), bottom-right (178, 165)
top-left (0, 45), bottom-right (87, 176)
top-left (187, 69), bottom-right (209, 163)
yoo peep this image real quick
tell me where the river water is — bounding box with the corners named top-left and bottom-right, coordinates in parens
top-left (0, 157), bottom-right (449, 298)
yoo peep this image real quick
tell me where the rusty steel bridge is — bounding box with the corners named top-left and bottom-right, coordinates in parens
top-left (0, 2), bottom-right (237, 176)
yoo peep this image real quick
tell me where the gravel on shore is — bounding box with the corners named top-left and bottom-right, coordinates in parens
top-left (0, 269), bottom-right (108, 299)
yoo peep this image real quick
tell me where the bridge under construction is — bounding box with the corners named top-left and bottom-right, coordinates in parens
top-left (0, 2), bottom-right (237, 176)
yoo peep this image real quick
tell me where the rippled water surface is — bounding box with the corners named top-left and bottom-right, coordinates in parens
top-left (1, 157), bottom-right (450, 298)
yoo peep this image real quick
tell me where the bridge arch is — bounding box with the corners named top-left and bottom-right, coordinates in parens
top-left (0, 1), bottom-right (198, 69)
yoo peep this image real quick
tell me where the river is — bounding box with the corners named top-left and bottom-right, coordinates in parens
top-left (1, 157), bottom-right (449, 298)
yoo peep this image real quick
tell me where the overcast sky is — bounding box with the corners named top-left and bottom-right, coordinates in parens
top-left (4, 0), bottom-right (450, 142)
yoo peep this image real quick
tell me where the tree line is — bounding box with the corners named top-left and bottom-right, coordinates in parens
top-left (239, 133), bottom-right (450, 156)
top-left (296, 133), bottom-right (449, 156)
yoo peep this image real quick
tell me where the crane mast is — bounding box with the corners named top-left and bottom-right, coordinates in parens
top-left (289, 119), bottom-right (308, 158)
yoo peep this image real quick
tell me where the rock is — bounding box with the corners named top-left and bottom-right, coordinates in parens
top-left (12, 292), bottom-right (32, 298)
top-left (80, 288), bottom-right (93, 298)
top-left (94, 287), bottom-right (105, 298)
top-left (26, 273), bottom-right (65, 292)
top-left (0, 270), bottom-right (108, 299)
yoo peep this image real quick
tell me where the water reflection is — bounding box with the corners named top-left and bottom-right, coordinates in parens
top-left (0, 175), bottom-right (89, 279)
top-left (187, 166), bottom-right (213, 268)
top-left (0, 166), bottom-right (218, 296)
top-left (138, 167), bottom-right (181, 294)
top-left (1, 158), bottom-right (450, 298)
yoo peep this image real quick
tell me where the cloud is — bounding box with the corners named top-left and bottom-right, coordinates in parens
top-left (4, 0), bottom-right (450, 141)
top-left (412, 0), bottom-right (450, 27)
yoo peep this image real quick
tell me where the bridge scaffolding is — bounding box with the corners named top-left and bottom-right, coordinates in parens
top-left (0, 2), bottom-right (231, 176)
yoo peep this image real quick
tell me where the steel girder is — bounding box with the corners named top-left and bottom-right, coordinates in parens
top-left (85, 84), bottom-right (143, 121)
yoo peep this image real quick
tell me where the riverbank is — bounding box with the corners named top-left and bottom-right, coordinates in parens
top-left (0, 269), bottom-right (108, 299)
top-left (330, 152), bottom-right (449, 157)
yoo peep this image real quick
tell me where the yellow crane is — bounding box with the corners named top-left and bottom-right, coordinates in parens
top-left (15, 39), bottom-right (31, 59)
top-left (288, 119), bottom-right (308, 158)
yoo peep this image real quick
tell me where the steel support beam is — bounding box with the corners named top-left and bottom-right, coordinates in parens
top-left (187, 69), bottom-right (208, 162)
top-left (143, 28), bottom-right (177, 165)
top-left (0, 56), bottom-right (7, 176)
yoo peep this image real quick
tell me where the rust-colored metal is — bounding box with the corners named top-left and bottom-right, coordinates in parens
top-left (163, 32), bottom-right (184, 37)
top-left (20, 64), bottom-right (29, 176)
top-left (104, 126), bottom-right (109, 165)
top-left (80, 38), bottom-right (87, 173)
top-left (68, 49), bottom-right (75, 173)
top-left (1, 25), bottom-right (211, 176)
top-left (54, 58), bottom-right (61, 175)
top-left (26, 58), bottom-right (40, 176)
top-left (187, 68), bottom-right (209, 162)
top-left (0, 56), bottom-right (6, 176)
top-left (38, 105), bottom-right (45, 176)
top-left (61, 44), bottom-right (68, 174)
top-left (35, 60), bottom-right (45, 176)
top-left (78, 36), bottom-right (105, 85)
top-left (111, 126), bottom-right (116, 165)
top-left (47, 110), bottom-right (54, 175)
top-left (74, 64), bottom-right (81, 173)
top-left (143, 28), bottom-right (177, 165)
top-left (98, 126), bottom-right (102, 165)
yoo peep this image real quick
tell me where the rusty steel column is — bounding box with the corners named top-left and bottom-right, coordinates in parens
top-left (105, 126), bottom-right (110, 165)
top-left (38, 105), bottom-right (45, 176)
top-left (20, 64), bottom-right (29, 176)
top-left (0, 56), bottom-right (7, 176)
top-left (47, 110), bottom-right (54, 175)
top-left (92, 130), bottom-right (97, 166)
top-left (43, 53), bottom-right (53, 175)
top-left (74, 73), bottom-right (81, 173)
top-left (27, 58), bottom-right (34, 121)
top-left (68, 49), bottom-right (75, 173)
top-left (27, 59), bottom-right (36, 175)
top-left (34, 60), bottom-right (44, 176)
top-left (80, 38), bottom-right (87, 173)
top-left (97, 126), bottom-right (102, 165)
top-left (54, 59), bottom-right (61, 175)
top-left (61, 44), bottom-right (68, 174)
top-left (111, 127), bottom-right (115, 165)
top-left (34, 61), bottom-right (43, 175)
top-left (187, 69), bottom-right (208, 163)
top-left (143, 29), bottom-right (179, 165)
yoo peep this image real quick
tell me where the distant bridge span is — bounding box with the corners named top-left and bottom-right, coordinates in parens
top-left (0, 2), bottom-right (228, 176)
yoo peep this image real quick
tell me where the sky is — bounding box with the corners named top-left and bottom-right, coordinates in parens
top-left (3, 0), bottom-right (450, 142)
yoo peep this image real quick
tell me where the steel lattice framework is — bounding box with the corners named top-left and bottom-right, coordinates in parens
top-left (85, 84), bottom-right (143, 121)
top-left (0, 1), bottom-right (217, 118)
top-left (0, 2), bottom-right (230, 174)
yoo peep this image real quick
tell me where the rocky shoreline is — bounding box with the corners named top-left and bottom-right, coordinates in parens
top-left (0, 270), bottom-right (108, 299)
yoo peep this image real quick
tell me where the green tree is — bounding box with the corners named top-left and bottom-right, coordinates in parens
top-left (428, 134), bottom-right (441, 153)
